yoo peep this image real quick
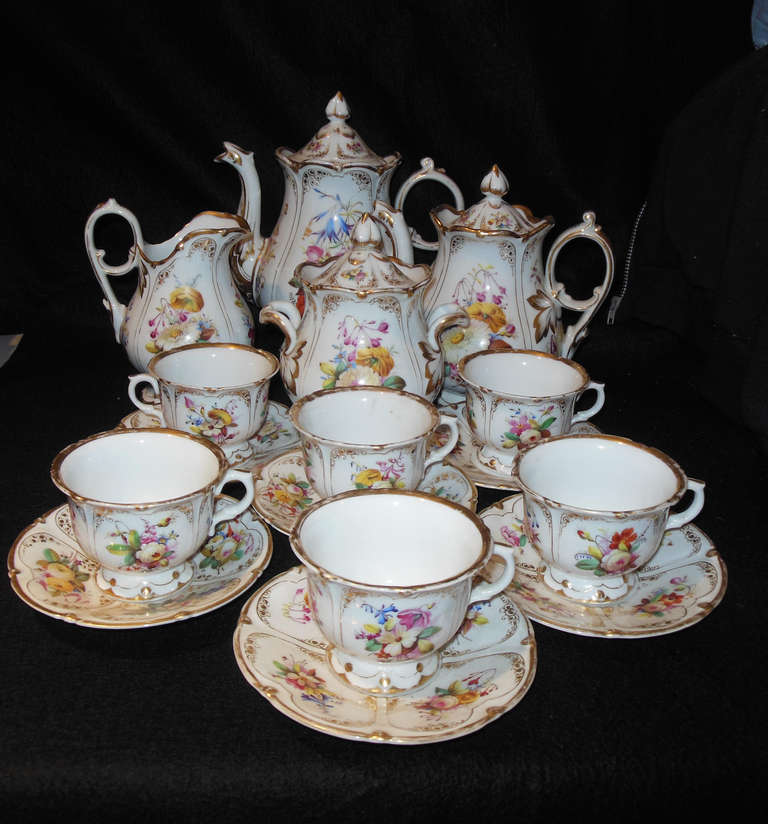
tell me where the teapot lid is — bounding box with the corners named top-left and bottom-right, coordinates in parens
top-left (300, 214), bottom-right (430, 293)
top-left (278, 92), bottom-right (400, 173)
top-left (433, 165), bottom-right (552, 236)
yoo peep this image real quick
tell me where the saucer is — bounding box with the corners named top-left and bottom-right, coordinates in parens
top-left (233, 566), bottom-right (537, 744)
top-left (441, 410), bottom-right (600, 491)
top-left (479, 495), bottom-right (727, 638)
top-left (252, 449), bottom-right (478, 535)
top-left (119, 400), bottom-right (299, 474)
top-left (8, 499), bottom-right (273, 629)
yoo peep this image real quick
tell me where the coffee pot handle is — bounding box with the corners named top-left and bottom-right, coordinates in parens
top-left (85, 199), bottom-right (144, 342)
top-left (259, 301), bottom-right (300, 355)
top-left (393, 158), bottom-right (464, 251)
top-left (545, 211), bottom-right (614, 358)
top-left (469, 543), bottom-right (516, 603)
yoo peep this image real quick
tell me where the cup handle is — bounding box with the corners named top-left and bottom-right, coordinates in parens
top-left (127, 374), bottom-right (164, 422)
top-left (666, 478), bottom-right (705, 531)
top-left (571, 380), bottom-right (606, 424)
top-left (424, 414), bottom-right (459, 468)
top-left (211, 469), bottom-right (255, 533)
top-left (468, 543), bottom-right (516, 603)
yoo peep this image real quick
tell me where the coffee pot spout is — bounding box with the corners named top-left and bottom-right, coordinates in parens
top-left (216, 141), bottom-right (265, 290)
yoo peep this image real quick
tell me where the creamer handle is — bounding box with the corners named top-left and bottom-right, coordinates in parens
top-left (394, 157), bottom-right (464, 251)
top-left (259, 301), bottom-right (300, 355)
top-left (545, 211), bottom-right (614, 358)
top-left (85, 198), bottom-right (144, 341)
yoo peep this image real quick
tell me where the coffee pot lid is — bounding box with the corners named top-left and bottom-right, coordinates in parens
top-left (278, 92), bottom-right (400, 173)
top-left (439, 165), bottom-right (550, 236)
top-left (301, 214), bottom-right (430, 293)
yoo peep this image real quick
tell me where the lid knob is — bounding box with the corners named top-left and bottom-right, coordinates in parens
top-left (325, 91), bottom-right (350, 122)
top-left (480, 165), bottom-right (509, 205)
top-left (350, 214), bottom-right (383, 248)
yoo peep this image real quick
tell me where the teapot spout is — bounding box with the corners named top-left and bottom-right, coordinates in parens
top-left (216, 141), bottom-right (265, 289)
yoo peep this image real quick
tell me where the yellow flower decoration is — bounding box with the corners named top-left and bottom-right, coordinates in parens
top-left (466, 302), bottom-right (508, 334)
top-left (355, 346), bottom-right (394, 377)
top-left (355, 468), bottom-right (383, 488)
top-left (169, 286), bottom-right (205, 312)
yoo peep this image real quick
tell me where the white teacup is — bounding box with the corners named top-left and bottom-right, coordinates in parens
top-left (128, 343), bottom-right (279, 466)
top-left (512, 434), bottom-right (705, 602)
top-left (51, 428), bottom-right (255, 599)
top-left (290, 489), bottom-right (516, 693)
top-left (288, 386), bottom-right (459, 498)
top-left (458, 349), bottom-right (605, 468)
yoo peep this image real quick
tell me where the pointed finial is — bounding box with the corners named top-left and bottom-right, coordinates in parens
top-left (480, 165), bottom-right (509, 204)
top-left (326, 92), bottom-right (350, 121)
top-left (351, 214), bottom-right (383, 247)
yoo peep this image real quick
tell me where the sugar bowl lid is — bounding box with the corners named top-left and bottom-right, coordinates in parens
top-left (300, 214), bottom-right (431, 293)
top-left (433, 165), bottom-right (552, 236)
top-left (277, 92), bottom-right (400, 173)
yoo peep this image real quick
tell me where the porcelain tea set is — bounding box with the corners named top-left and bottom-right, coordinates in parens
top-left (8, 92), bottom-right (726, 743)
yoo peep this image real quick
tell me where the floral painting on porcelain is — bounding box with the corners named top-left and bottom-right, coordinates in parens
top-left (319, 315), bottom-right (406, 390)
top-left (355, 602), bottom-right (442, 660)
top-left (441, 265), bottom-right (517, 377)
top-left (144, 287), bottom-right (218, 355)
top-left (184, 397), bottom-right (240, 447)
top-left (198, 520), bottom-right (254, 572)
top-left (501, 405), bottom-right (557, 449)
top-left (574, 525), bottom-right (649, 577)
top-left (106, 517), bottom-right (180, 571)
top-left (34, 548), bottom-right (90, 597)
top-left (351, 454), bottom-right (407, 489)
top-left (299, 188), bottom-right (364, 267)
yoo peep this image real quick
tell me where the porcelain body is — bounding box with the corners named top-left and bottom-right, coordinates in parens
top-left (50, 429), bottom-right (254, 600)
top-left (459, 349), bottom-right (605, 467)
top-left (382, 166), bottom-right (614, 398)
top-left (289, 386), bottom-right (459, 497)
top-left (217, 92), bottom-right (464, 308)
top-left (512, 434), bottom-right (705, 602)
top-left (127, 343), bottom-right (278, 465)
top-left (260, 217), bottom-right (468, 402)
top-left (86, 201), bottom-right (256, 371)
top-left (290, 489), bottom-right (515, 692)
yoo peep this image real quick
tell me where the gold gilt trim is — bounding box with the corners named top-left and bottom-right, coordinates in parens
top-left (136, 213), bottom-right (251, 266)
top-left (431, 203), bottom-right (553, 240)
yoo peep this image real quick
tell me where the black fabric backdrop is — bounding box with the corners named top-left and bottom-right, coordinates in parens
top-left (1, 2), bottom-right (765, 821)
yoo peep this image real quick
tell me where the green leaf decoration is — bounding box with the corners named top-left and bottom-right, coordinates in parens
top-left (576, 557), bottom-right (599, 570)
top-left (106, 543), bottom-right (133, 556)
top-left (418, 626), bottom-right (440, 638)
top-left (199, 557), bottom-right (213, 569)
top-left (365, 640), bottom-right (383, 652)
top-left (322, 378), bottom-right (336, 390)
top-left (273, 660), bottom-right (289, 674)
top-left (519, 536), bottom-right (527, 546)
top-left (355, 483), bottom-right (367, 489)
top-left (335, 362), bottom-right (347, 377)
top-left (42, 548), bottom-right (59, 563)
top-left (128, 530), bottom-right (141, 550)
top-left (539, 417), bottom-right (556, 430)
top-left (382, 375), bottom-right (406, 390)
top-left (504, 433), bottom-right (520, 443)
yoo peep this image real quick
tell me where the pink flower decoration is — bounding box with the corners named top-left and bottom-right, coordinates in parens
top-left (307, 245), bottom-right (325, 261)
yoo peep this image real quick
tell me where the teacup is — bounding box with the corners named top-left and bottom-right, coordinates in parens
top-left (288, 386), bottom-right (459, 498)
top-left (128, 343), bottom-right (279, 465)
top-left (458, 349), bottom-right (605, 469)
top-left (512, 433), bottom-right (705, 602)
top-left (51, 428), bottom-right (255, 599)
top-left (290, 489), bottom-right (516, 693)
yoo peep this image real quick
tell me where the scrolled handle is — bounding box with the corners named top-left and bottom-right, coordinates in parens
top-left (127, 374), bottom-right (164, 421)
top-left (259, 301), bottom-right (299, 355)
top-left (571, 380), bottom-right (606, 424)
top-left (666, 478), bottom-right (705, 531)
top-left (545, 211), bottom-right (614, 358)
top-left (211, 469), bottom-right (256, 533)
top-left (84, 198), bottom-right (144, 341)
top-left (469, 543), bottom-right (516, 603)
top-left (424, 415), bottom-right (459, 468)
top-left (394, 157), bottom-right (465, 251)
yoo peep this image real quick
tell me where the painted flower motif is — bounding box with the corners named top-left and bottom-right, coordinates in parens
top-left (574, 525), bottom-right (647, 577)
top-left (528, 289), bottom-right (557, 343)
top-left (283, 587), bottom-right (313, 624)
top-left (169, 286), bottom-right (205, 313)
top-left (273, 657), bottom-right (339, 709)
top-left (355, 346), bottom-right (394, 377)
top-left (634, 577), bottom-right (691, 617)
top-left (199, 522), bottom-right (253, 571)
top-left (414, 669), bottom-right (497, 716)
top-left (266, 474), bottom-right (314, 514)
top-left (35, 549), bottom-right (89, 596)
top-left (336, 364), bottom-right (381, 387)
top-left (185, 398), bottom-right (239, 445)
top-left (354, 468), bottom-right (383, 487)
top-left (356, 602), bottom-right (441, 660)
top-left (467, 301), bottom-right (508, 334)
top-left (501, 406), bottom-right (557, 448)
top-left (106, 519), bottom-right (179, 570)
top-left (459, 603), bottom-right (490, 636)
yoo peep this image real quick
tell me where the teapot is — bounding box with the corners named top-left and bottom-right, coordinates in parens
top-left (376, 165), bottom-right (614, 399)
top-left (216, 91), bottom-right (464, 310)
top-left (259, 215), bottom-right (468, 402)
top-left (85, 200), bottom-right (256, 371)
